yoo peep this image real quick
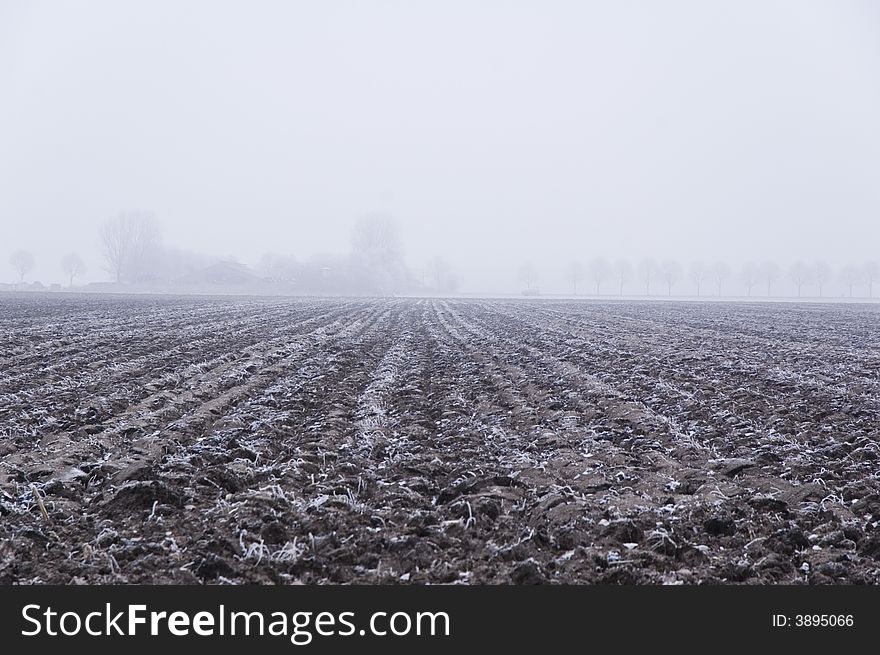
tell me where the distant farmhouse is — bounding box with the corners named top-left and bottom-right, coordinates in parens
top-left (0, 281), bottom-right (46, 292)
top-left (174, 260), bottom-right (273, 292)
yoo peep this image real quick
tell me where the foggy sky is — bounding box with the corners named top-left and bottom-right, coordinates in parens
top-left (2, 0), bottom-right (879, 292)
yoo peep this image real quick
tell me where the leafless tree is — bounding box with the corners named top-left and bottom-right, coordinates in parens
top-left (518, 262), bottom-right (537, 292)
top-left (788, 261), bottom-right (811, 297)
top-left (814, 261), bottom-right (832, 297)
top-left (758, 261), bottom-right (780, 296)
top-left (441, 269), bottom-right (460, 293)
top-left (638, 258), bottom-right (658, 296)
top-left (60, 253), bottom-right (86, 287)
top-left (100, 215), bottom-right (133, 282)
top-left (659, 260), bottom-right (681, 296)
top-left (351, 214), bottom-right (407, 294)
top-left (688, 261), bottom-right (708, 296)
top-left (588, 258), bottom-right (610, 296)
top-left (10, 250), bottom-right (35, 284)
top-left (865, 261), bottom-right (879, 298)
top-left (711, 262), bottom-right (730, 297)
top-left (739, 262), bottom-right (759, 297)
top-left (841, 265), bottom-right (864, 297)
top-left (427, 256), bottom-right (459, 293)
top-left (351, 214), bottom-right (402, 263)
top-left (564, 261), bottom-right (584, 295)
top-left (100, 212), bottom-right (161, 283)
top-left (613, 260), bottom-right (632, 296)
top-left (428, 257), bottom-right (448, 288)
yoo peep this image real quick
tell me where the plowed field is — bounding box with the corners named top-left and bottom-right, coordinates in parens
top-left (2, 294), bottom-right (879, 584)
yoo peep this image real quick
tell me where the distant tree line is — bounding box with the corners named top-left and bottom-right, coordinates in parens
top-left (5, 212), bottom-right (462, 296)
top-left (5, 213), bottom-right (229, 290)
top-left (96, 212), bottom-right (221, 285)
top-left (254, 214), bottom-right (412, 296)
top-left (4, 215), bottom-right (873, 300)
top-left (6, 249), bottom-right (86, 289)
top-left (258, 215), bottom-right (459, 296)
top-left (552, 258), bottom-right (880, 298)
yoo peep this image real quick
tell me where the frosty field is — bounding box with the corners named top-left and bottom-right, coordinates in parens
top-left (1, 293), bottom-right (879, 584)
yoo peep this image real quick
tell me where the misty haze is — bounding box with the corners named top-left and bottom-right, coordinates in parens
top-left (2, 1), bottom-right (880, 587)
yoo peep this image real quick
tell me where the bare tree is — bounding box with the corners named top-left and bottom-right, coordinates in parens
top-left (350, 214), bottom-right (407, 294)
top-left (688, 261), bottom-right (708, 296)
top-left (427, 257), bottom-right (459, 293)
top-left (428, 257), bottom-right (448, 289)
top-left (711, 262), bottom-right (730, 297)
top-left (638, 258), bottom-right (658, 296)
top-left (814, 261), bottom-right (832, 297)
top-left (100, 215), bottom-right (131, 283)
top-left (9, 250), bottom-right (35, 284)
top-left (442, 269), bottom-right (460, 293)
top-left (739, 262), bottom-right (759, 297)
top-left (758, 261), bottom-right (780, 296)
top-left (865, 261), bottom-right (879, 298)
top-left (564, 261), bottom-right (584, 295)
top-left (788, 261), bottom-right (811, 297)
top-left (659, 260), bottom-right (681, 296)
top-left (60, 253), bottom-right (86, 287)
top-left (588, 258), bottom-right (610, 296)
top-left (613, 260), bottom-right (632, 296)
top-left (100, 212), bottom-right (161, 283)
top-left (518, 262), bottom-right (537, 293)
top-left (351, 214), bottom-right (402, 263)
top-left (841, 265), bottom-right (863, 297)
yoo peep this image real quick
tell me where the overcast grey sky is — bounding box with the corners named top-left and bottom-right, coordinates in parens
top-left (2, 0), bottom-right (879, 292)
